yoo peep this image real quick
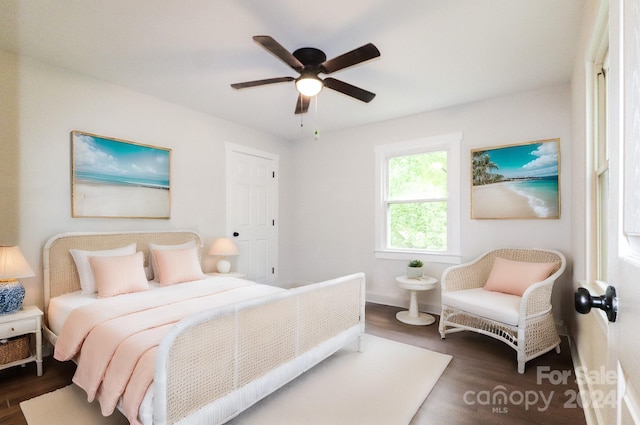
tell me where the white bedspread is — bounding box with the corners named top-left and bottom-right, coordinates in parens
top-left (51, 277), bottom-right (285, 425)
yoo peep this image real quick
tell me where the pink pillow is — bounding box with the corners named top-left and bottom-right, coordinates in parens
top-left (89, 252), bottom-right (149, 298)
top-left (70, 243), bottom-right (137, 294)
top-left (152, 246), bottom-right (205, 286)
top-left (148, 240), bottom-right (197, 281)
top-left (483, 257), bottom-right (558, 296)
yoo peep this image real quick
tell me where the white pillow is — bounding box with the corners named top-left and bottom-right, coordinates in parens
top-left (70, 244), bottom-right (137, 294)
top-left (89, 252), bottom-right (149, 298)
top-left (148, 240), bottom-right (197, 281)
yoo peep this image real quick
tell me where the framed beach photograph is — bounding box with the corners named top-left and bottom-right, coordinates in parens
top-left (471, 138), bottom-right (560, 219)
top-left (71, 131), bottom-right (171, 218)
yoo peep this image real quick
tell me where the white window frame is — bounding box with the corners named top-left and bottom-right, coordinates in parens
top-left (374, 132), bottom-right (462, 264)
top-left (585, 14), bottom-right (610, 287)
top-left (594, 54), bottom-right (609, 282)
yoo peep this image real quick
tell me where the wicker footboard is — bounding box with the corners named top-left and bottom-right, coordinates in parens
top-left (153, 272), bottom-right (366, 425)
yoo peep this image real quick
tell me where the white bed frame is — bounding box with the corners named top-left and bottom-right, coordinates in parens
top-left (42, 231), bottom-right (366, 425)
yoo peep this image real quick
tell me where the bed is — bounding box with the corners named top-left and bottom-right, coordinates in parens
top-left (42, 230), bottom-right (366, 425)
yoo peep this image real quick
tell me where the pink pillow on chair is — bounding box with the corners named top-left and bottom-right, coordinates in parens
top-left (483, 257), bottom-right (558, 296)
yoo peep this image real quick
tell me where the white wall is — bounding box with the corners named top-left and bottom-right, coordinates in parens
top-left (2, 48), bottom-right (575, 325)
top-left (1, 51), bottom-right (294, 310)
top-left (289, 84), bottom-right (573, 322)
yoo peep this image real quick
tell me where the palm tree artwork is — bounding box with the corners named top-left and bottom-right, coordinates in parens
top-left (470, 139), bottom-right (560, 219)
top-left (472, 151), bottom-right (504, 185)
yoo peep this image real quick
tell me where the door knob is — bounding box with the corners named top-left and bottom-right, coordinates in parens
top-left (233, 232), bottom-right (239, 237)
top-left (574, 285), bottom-right (617, 322)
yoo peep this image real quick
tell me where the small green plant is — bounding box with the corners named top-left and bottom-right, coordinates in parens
top-left (408, 259), bottom-right (424, 268)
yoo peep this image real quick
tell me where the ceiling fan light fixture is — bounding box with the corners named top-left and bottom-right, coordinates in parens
top-left (295, 74), bottom-right (323, 97)
top-left (231, 36), bottom-right (380, 114)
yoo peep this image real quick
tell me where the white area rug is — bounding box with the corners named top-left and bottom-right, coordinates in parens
top-left (20, 383), bottom-right (128, 425)
top-left (20, 334), bottom-right (451, 425)
top-left (228, 334), bottom-right (452, 424)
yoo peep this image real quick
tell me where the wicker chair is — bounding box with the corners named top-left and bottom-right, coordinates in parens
top-left (439, 248), bottom-right (566, 373)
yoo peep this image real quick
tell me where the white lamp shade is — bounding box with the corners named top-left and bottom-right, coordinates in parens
top-left (0, 246), bottom-right (35, 280)
top-left (208, 238), bottom-right (239, 257)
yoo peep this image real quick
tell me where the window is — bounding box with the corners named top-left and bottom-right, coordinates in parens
top-left (375, 132), bottom-right (461, 264)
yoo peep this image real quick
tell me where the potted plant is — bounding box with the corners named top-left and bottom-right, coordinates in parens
top-left (407, 259), bottom-right (424, 279)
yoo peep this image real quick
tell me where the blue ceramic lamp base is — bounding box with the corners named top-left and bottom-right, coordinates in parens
top-left (0, 281), bottom-right (25, 315)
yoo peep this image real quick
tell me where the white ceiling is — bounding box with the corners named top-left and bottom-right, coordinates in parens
top-left (0, 0), bottom-right (586, 141)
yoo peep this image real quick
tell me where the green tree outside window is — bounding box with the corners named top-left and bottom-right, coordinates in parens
top-left (387, 151), bottom-right (447, 251)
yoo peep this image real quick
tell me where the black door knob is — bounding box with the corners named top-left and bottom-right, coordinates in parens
top-left (574, 286), bottom-right (617, 322)
top-left (233, 232), bottom-right (239, 237)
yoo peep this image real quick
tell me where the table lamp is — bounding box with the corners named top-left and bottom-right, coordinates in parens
top-left (0, 246), bottom-right (35, 315)
top-left (208, 238), bottom-right (239, 273)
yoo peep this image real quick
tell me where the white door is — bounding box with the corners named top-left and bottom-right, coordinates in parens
top-left (226, 143), bottom-right (278, 284)
top-left (615, 0), bottom-right (640, 421)
top-left (578, 2), bottom-right (640, 423)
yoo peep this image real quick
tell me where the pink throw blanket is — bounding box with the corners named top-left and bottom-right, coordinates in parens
top-left (54, 278), bottom-right (284, 424)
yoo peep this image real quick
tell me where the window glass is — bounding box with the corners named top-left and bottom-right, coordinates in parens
top-left (388, 152), bottom-right (447, 200)
top-left (389, 201), bottom-right (447, 250)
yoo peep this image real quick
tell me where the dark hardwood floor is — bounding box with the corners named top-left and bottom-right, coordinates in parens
top-left (0, 303), bottom-right (585, 425)
top-left (366, 303), bottom-right (586, 425)
top-left (0, 355), bottom-right (75, 425)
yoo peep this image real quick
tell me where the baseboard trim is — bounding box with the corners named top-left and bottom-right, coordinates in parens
top-left (567, 334), bottom-right (601, 425)
top-left (366, 292), bottom-right (440, 316)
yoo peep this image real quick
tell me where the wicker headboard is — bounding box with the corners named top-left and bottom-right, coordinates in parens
top-left (43, 230), bottom-right (202, 307)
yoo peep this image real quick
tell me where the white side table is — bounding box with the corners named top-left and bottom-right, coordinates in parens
top-left (395, 275), bottom-right (438, 326)
top-left (0, 305), bottom-right (43, 376)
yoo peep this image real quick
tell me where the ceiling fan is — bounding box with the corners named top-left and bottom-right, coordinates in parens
top-left (231, 35), bottom-right (380, 114)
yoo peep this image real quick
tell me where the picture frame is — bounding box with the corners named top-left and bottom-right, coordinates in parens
top-left (471, 138), bottom-right (560, 220)
top-left (71, 131), bottom-right (171, 219)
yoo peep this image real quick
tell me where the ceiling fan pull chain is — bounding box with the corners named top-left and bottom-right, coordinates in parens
top-left (314, 96), bottom-right (319, 140)
top-left (299, 94), bottom-right (304, 128)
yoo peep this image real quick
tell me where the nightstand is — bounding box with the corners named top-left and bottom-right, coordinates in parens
top-left (0, 305), bottom-right (43, 376)
top-left (207, 272), bottom-right (248, 279)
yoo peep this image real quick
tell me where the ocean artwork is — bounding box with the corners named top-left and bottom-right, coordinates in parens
top-left (471, 139), bottom-right (560, 219)
top-left (71, 131), bottom-right (171, 218)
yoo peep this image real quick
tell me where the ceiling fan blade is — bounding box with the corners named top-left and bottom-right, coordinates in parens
top-left (323, 78), bottom-right (376, 103)
top-left (319, 43), bottom-right (380, 74)
top-left (231, 76), bottom-right (294, 89)
top-left (294, 94), bottom-right (311, 114)
top-left (253, 35), bottom-right (304, 72)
